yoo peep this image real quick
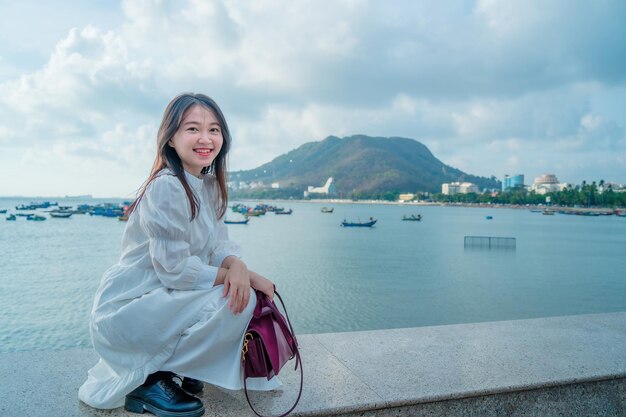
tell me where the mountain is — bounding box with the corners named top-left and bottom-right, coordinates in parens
top-left (229, 135), bottom-right (499, 197)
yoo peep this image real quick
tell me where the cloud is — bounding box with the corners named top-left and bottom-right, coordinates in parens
top-left (1, 0), bottom-right (626, 196)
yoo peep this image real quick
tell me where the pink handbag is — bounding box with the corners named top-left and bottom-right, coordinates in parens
top-left (241, 290), bottom-right (303, 417)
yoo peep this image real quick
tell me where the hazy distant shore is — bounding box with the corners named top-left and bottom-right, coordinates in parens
top-left (232, 198), bottom-right (621, 212)
top-left (2, 195), bottom-right (621, 213)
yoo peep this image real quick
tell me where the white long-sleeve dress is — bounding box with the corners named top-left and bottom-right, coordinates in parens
top-left (78, 169), bottom-right (280, 409)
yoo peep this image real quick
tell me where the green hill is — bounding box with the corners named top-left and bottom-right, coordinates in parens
top-left (229, 135), bottom-right (499, 198)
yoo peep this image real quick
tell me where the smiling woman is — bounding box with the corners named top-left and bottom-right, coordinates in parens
top-left (78, 93), bottom-right (282, 416)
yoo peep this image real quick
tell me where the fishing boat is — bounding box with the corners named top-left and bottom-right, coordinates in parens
top-left (90, 206), bottom-right (125, 217)
top-left (26, 214), bottom-right (46, 221)
top-left (275, 209), bottom-right (292, 215)
top-left (0, 209), bottom-right (7, 214)
top-left (542, 210), bottom-right (555, 215)
top-left (50, 210), bottom-right (73, 218)
top-left (118, 216), bottom-right (129, 221)
top-left (402, 214), bottom-right (421, 221)
top-left (231, 203), bottom-right (248, 213)
top-left (224, 218), bottom-right (250, 225)
top-left (485, 216), bottom-right (493, 220)
top-left (6, 214), bottom-right (16, 221)
top-left (243, 210), bottom-right (264, 217)
top-left (16, 202), bottom-right (57, 210)
top-left (341, 218), bottom-right (377, 227)
top-left (321, 207), bottom-right (334, 213)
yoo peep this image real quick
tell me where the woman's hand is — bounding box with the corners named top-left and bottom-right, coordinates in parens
top-left (222, 259), bottom-right (251, 314)
top-left (249, 271), bottom-right (275, 301)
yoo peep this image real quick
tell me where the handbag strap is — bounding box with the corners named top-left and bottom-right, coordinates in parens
top-left (273, 291), bottom-right (297, 347)
top-left (243, 348), bottom-right (303, 417)
top-left (243, 290), bottom-right (303, 417)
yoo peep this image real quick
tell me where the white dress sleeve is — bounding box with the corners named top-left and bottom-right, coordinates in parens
top-left (209, 218), bottom-right (243, 268)
top-left (139, 175), bottom-right (218, 290)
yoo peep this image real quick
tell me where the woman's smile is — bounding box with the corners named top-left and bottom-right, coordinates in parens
top-left (194, 148), bottom-right (213, 157)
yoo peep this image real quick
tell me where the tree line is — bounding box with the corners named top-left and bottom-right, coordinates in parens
top-left (431, 180), bottom-right (626, 208)
top-left (229, 179), bottom-right (626, 207)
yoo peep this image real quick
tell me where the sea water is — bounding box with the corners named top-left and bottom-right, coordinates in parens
top-left (1, 197), bottom-right (625, 352)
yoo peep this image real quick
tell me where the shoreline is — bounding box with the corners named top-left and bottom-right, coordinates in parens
top-left (232, 198), bottom-right (622, 213)
top-left (2, 195), bottom-right (623, 213)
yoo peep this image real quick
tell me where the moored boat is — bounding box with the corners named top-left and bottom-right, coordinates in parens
top-left (402, 214), bottom-right (421, 221)
top-left (90, 205), bottom-right (125, 217)
top-left (50, 210), bottom-right (73, 218)
top-left (341, 218), bottom-right (377, 227)
top-left (6, 214), bottom-right (16, 221)
top-left (26, 214), bottom-right (46, 221)
top-left (243, 211), bottom-right (263, 217)
top-left (224, 218), bottom-right (250, 225)
top-left (275, 209), bottom-right (292, 215)
top-left (321, 207), bottom-right (334, 213)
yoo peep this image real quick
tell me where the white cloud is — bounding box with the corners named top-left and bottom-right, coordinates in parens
top-left (0, 0), bottom-right (625, 196)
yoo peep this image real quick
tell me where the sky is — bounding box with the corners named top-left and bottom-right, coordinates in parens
top-left (1, 0), bottom-right (625, 198)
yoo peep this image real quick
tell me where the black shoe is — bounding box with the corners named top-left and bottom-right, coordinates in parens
top-left (125, 377), bottom-right (205, 417)
top-left (181, 377), bottom-right (204, 395)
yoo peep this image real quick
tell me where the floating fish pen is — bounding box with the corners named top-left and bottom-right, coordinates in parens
top-left (464, 236), bottom-right (516, 249)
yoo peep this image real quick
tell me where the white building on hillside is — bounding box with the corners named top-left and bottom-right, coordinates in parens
top-left (442, 182), bottom-right (479, 195)
top-left (304, 177), bottom-right (336, 197)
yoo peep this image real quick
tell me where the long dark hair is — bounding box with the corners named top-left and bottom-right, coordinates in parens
top-left (127, 93), bottom-right (231, 220)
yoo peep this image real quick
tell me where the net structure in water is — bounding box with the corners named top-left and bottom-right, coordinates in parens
top-left (464, 236), bottom-right (516, 248)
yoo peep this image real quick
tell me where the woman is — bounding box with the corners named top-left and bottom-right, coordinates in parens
top-left (79, 93), bottom-right (279, 417)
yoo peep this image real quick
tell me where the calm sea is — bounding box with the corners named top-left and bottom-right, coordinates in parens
top-left (1, 197), bottom-right (625, 353)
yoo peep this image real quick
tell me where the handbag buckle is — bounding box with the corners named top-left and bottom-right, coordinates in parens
top-left (241, 332), bottom-right (254, 361)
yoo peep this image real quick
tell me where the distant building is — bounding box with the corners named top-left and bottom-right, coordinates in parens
top-left (599, 182), bottom-right (625, 193)
top-left (304, 177), bottom-right (336, 197)
top-left (227, 181), bottom-right (243, 190)
top-left (271, 182), bottom-right (280, 189)
top-left (442, 182), bottom-right (479, 195)
top-left (249, 181), bottom-right (266, 189)
top-left (530, 174), bottom-right (567, 195)
top-left (459, 182), bottom-right (479, 194)
top-left (398, 193), bottom-right (415, 202)
top-left (502, 174), bottom-right (524, 192)
top-left (442, 183), bottom-right (458, 195)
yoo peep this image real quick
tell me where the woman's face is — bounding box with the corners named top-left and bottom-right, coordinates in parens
top-left (168, 105), bottom-right (224, 177)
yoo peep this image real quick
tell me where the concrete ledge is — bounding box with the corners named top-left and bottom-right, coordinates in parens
top-left (330, 378), bottom-right (626, 416)
top-left (1, 312), bottom-right (625, 416)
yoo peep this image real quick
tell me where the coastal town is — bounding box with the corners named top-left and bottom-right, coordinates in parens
top-left (228, 173), bottom-right (626, 210)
